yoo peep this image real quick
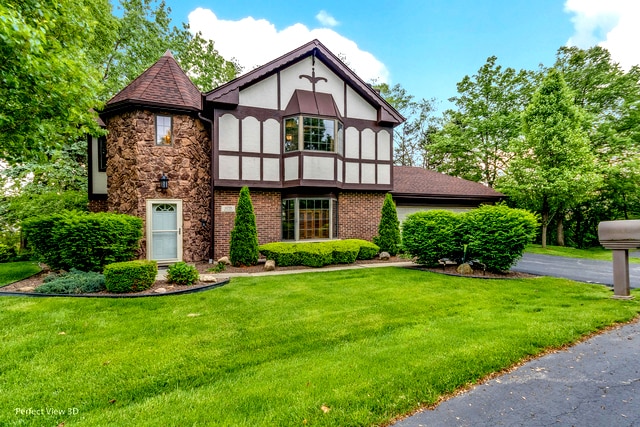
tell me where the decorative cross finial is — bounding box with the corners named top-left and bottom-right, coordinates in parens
top-left (299, 52), bottom-right (327, 92)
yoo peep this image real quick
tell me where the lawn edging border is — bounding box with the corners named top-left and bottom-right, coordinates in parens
top-left (0, 278), bottom-right (230, 298)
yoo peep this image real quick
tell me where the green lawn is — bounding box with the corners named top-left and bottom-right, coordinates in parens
top-left (1, 267), bottom-right (639, 426)
top-left (0, 261), bottom-right (41, 287)
top-left (526, 244), bottom-right (640, 263)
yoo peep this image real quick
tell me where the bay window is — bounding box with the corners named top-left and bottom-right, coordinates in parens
top-left (284, 116), bottom-right (343, 153)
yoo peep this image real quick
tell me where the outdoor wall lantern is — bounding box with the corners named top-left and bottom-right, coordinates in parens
top-left (158, 173), bottom-right (169, 191)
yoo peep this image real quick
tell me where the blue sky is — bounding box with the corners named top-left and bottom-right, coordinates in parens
top-left (158, 0), bottom-right (639, 112)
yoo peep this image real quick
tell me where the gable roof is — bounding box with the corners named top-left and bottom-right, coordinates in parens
top-left (205, 39), bottom-right (404, 126)
top-left (104, 51), bottom-right (202, 114)
top-left (392, 166), bottom-right (504, 201)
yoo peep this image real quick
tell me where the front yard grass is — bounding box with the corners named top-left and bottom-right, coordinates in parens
top-left (0, 261), bottom-right (41, 287)
top-left (526, 244), bottom-right (640, 263)
top-left (1, 267), bottom-right (639, 426)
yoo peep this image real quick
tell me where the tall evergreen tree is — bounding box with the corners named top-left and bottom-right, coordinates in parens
top-left (373, 193), bottom-right (401, 256)
top-left (229, 187), bottom-right (259, 266)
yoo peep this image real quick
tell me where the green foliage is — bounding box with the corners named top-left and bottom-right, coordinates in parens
top-left (259, 240), bottom-right (378, 267)
top-left (229, 187), bottom-right (259, 267)
top-left (497, 69), bottom-right (599, 247)
top-left (401, 210), bottom-right (463, 266)
top-left (461, 204), bottom-right (539, 272)
top-left (35, 269), bottom-right (105, 294)
top-left (208, 262), bottom-right (226, 273)
top-left (373, 193), bottom-right (401, 256)
top-left (104, 260), bottom-right (157, 293)
top-left (22, 211), bottom-right (143, 272)
top-left (431, 56), bottom-right (536, 186)
top-left (0, 244), bottom-right (17, 263)
top-left (166, 262), bottom-right (199, 286)
top-left (0, 261), bottom-right (41, 286)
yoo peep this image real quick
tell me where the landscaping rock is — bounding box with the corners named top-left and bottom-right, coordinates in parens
top-left (19, 286), bottom-right (36, 292)
top-left (199, 274), bottom-right (217, 283)
top-left (379, 252), bottom-right (390, 261)
top-left (218, 256), bottom-right (231, 265)
top-left (456, 263), bottom-right (474, 275)
top-left (264, 260), bottom-right (276, 271)
top-left (154, 287), bottom-right (167, 294)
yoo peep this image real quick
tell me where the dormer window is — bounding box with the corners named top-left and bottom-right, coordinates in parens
top-left (156, 115), bottom-right (172, 145)
top-left (284, 116), bottom-right (343, 153)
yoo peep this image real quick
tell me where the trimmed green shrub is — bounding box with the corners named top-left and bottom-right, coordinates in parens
top-left (0, 244), bottom-right (17, 263)
top-left (167, 262), bottom-right (199, 286)
top-left (346, 239), bottom-right (380, 260)
top-left (461, 204), bottom-right (538, 272)
top-left (23, 211), bottom-right (143, 272)
top-left (229, 187), bottom-right (259, 266)
top-left (34, 269), bottom-right (105, 294)
top-left (259, 239), bottom-right (379, 267)
top-left (104, 260), bottom-right (157, 293)
top-left (373, 193), bottom-right (401, 255)
top-left (401, 210), bottom-right (463, 267)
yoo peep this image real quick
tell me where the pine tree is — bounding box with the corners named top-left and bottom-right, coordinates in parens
top-left (373, 193), bottom-right (401, 256)
top-left (229, 187), bottom-right (259, 266)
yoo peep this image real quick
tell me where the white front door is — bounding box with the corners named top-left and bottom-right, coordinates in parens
top-left (147, 200), bottom-right (182, 263)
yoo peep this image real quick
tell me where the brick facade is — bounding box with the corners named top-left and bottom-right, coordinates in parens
top-left (213, 189), bottom-right (281, 259)
top-left (338, 191), bottom-right (385, 241)
top-left (104, 109), bottom-right (211, 262)
top-left (88, 199), bottom-right (108, 212)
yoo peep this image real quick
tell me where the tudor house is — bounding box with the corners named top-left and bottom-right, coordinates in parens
top-left (89, 39), bottom-right (502, 264)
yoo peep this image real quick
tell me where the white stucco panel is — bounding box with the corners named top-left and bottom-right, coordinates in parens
top-left (377, 130), bottom-right (391, 161)
top-left (377, 164), bottom-right (390, 185)
top-left (242, 156), bottom-right (261, 181)
top-left (263, 119), bottom-right (280, 154)
top-left (91, 136), bottom-right (107, 194)
top-left (345, 127), bottom-right (360, 159)
top-left (361, 128), bottom-right (376, 160)
top-left (239, 74), bottom-right (278, 109)
top-left (345, 162), bottom-right (359, 183)
top-left (219, 114), bottom-right (239, 151)
top-left (242, 117), bottom-right (260, 153)
top-left (303, 156), bottom-right (334, 180)
top-left (361, 163), bottom-right (376, 184)
top-left (284, 156), bottom-right (298, 181)
top-left (262, 158), bottom-right (280, 181)
top-left (346, 85), bottom-right (376, 120)
top-left (279, 57), bottom-right (344, 111)
top-left (218, 155), bottom-right (239, 180)
top-left (337, 159), bottom-right (343, 182)
top-left (314, 60), bottom-right (345, 116)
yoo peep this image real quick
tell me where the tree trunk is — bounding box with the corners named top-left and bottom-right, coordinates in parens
top-left (541, 196), bottom-right (549, 249)
top-left (557, 214), bottom-right (565, 247)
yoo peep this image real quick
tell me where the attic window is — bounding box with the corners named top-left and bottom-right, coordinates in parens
top-left (156, 115), bottom-right (172, 145)
top-left (284, 116), bottom-right (343, 153)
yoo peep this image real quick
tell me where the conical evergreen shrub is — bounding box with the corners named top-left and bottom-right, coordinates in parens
top-left (229, 186), bottom-right (259, 266)
top-left (373, 193), bottom-right (401, 256)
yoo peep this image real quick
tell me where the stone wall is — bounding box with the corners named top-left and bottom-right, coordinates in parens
top-left (213, 189), bottom-right (281, 259)
top-left (337, 191), bottom-right (385, 241)
top-left (105, 109), bottom-right (211, 262)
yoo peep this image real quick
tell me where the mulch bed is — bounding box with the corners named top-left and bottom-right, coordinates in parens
top-left (0, 257), bottom-right (536, 297)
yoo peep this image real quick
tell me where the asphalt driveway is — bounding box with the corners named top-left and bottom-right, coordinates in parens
top-left (513, 252), bottom-right (640, 288)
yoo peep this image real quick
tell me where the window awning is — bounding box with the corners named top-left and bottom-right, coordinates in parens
top-left (284, 89), bottom-right (341, 118)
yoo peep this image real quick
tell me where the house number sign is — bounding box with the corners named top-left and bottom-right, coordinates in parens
top-left (221, 205), bottom-right (235, 213)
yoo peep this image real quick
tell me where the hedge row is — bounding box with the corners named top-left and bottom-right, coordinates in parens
top-left (259, 239), bottom-right (379, 268)
top-left (22, 211), bottom-right (143, 272)
top-left (104, 260), bottom-right (157, 293)
top-left (402, 204), bottom-right (538, 272)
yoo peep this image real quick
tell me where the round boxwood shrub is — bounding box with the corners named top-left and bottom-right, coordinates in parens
top-left (104, 260), bottom-right (157, 293)
top-left (167, 261), bottom-right (199, 286)
top-left (401, 210), bottom-right (463, 267)
top-left (460, 204), bottom-right (538, 272)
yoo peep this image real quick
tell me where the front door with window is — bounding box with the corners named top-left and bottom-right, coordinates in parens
top-left (146, 200), bottom-right (182, 263)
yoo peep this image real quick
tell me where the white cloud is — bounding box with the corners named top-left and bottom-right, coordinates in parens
top-left (188, 8), bottom-right (389, 83)
top-left (564, 0), bottom-right (640, 69)
top-left (316, 10), bottom-right (339, 27)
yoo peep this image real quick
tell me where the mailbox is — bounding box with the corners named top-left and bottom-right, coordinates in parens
top-left (598, 220), bottom-right (640, 299)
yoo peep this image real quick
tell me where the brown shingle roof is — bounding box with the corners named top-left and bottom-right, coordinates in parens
top-left (392, 166), bottom-right (504, 200)
top-left (105, 51), bottom-right (201, 113)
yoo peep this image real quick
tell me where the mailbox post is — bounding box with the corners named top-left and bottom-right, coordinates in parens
top-left (598, 220), bottom-right (640, 299)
